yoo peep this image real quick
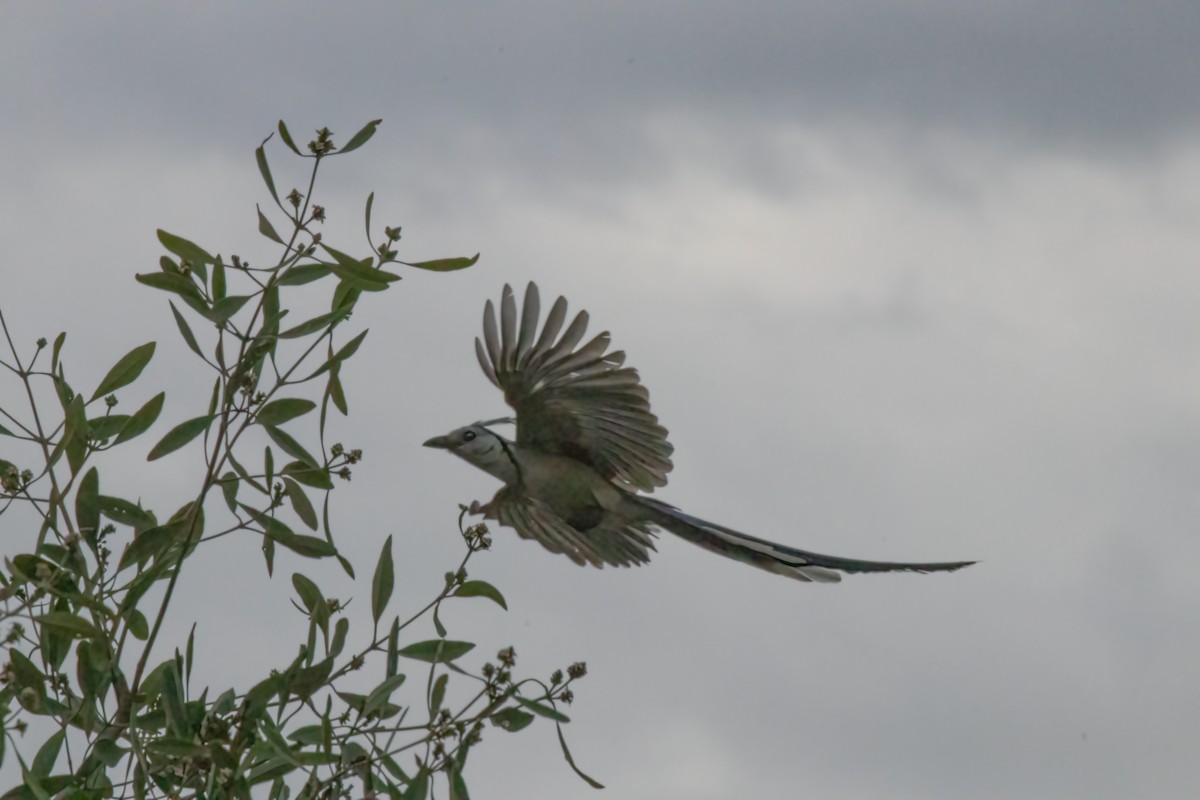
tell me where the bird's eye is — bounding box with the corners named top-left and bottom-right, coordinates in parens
top-left (463, 430), bottom-right (477, 442)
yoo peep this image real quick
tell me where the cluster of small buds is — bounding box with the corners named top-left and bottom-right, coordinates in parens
top-left (308, 127), bottom-right (337, 156)
top-left (287, 188), bottom-right (304, 209)
top-left (480, 653), bottom-right (514, 700)
top-left (104, 395), bottom-right (117, 409)
top-left (231, 255), bottom-right (245, 270)
top-left (199, 710), bottom-right (232, 744)
top-left (463, 523), bottom-right (492, 552)
top-left (337, 467), bottom-right (352, 481)
top-left (567, 661), bottom-right (587, 680)
top-left (2, 465), bottom-right (30, 494)
top-left (36, 337), bottom-right (47, 349)
top-left (311, 205), bottom-right (326, 223)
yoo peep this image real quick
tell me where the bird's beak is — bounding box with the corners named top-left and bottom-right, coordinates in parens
top-left (423, 435), bottom-right (452, 449)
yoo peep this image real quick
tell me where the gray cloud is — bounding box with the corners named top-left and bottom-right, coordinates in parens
top-left (2, 3), bottom-right (1199, 798)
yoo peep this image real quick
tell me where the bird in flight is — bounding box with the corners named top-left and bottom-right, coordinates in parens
top-left (424, 283), bottom-right (975, 582)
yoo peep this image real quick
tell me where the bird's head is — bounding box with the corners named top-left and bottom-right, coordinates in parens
top-left (423, 418), bottom-right (516, 475)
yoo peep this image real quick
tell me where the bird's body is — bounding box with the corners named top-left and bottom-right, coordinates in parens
top-left (425, 283), bottom-right (974, 583)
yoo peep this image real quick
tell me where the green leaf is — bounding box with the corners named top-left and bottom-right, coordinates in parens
top-left (31, 730), bottom-right (63, 778)
top-left (147, 415), bottom-right (213, 461)
top-left (169, 301), bottom-right (204, 359)
top-left (449, 766), bottom-right (470, 800)
top-left (211, 295), bottom-right (253, 325)
top-left (430, 673), bottom-right (448, 715)
top-left (308, 329), bottom-right (368, 380)
top-left (277, 120), bottom-right (301, 155)
top-left (88, 414), bottom-right (131, 441)
top-left (157, 229), bottom-right (216, 266)
top-left (263, 425), bottom-right (319, 469)
top-left (50, 332), bottom-right (66, 371)
top-left (256, 140), bottom-right (281, 204)
top-left (244, 506), bottom-right (335, 559)
top-left (35, 611), bottom-right (102, 640)
top-left (257, 205), bottom-right (284, 244)
top-left (557, 723), bottom-right (604, 788)
top-left (491, 707), bottom-right (535, 733)
top-left (255, 399), bottom-right (316, 426)
top-left (516, 696), bottom-right (570, 723)
top-left (323, 243), bottom-right (401, 284)
top-left (327, 367), bottom-right (348, 415)
top-left (125, 609), bottom-right (148, 642)
top-left (219, 471), bottom-right (239, 513)
top-left (212, 260), bottom-right (227, 301)
top-left (136, 271), bottom-right (205, 303)
top-left (277, 263), bottom-right (331, 287)
top-left (386, 619), bottom-right (399, 678)
top-left (371, 535), bottom-right (394, 624)
top-left (63, 395), bottom-right (87, 475)
top-left (283, 478), bottom-right (317, 530)
top-left (118, 523), bottom-right (179, 570)
top-left (99, 495), bottom-right (155, 528)
top-left (291, 573), bottom-right (323, 614)
top-left (92, 342), bottom-right (156, 400)
top-left (403, 253), bottom-right (480, 272)
top-left (75, 467), bottom-right (100, 546)
top-left (281, 460), bottom-right (333, 490)
top-left (402, 771), bottom-right (429, 800)
top-left (452, 580), bottom-right (507, 610)
top-left (9, 650), bottom-right (45, 687)
top-left (337, 119), bottom-right (381, 155)
top-left (362, 673), bottom-right (406, 717)
top-left (395, 640), bottom-right (475, 664)
top-left (363, 191), bottom-right (374, 241)
top-left (114, 391), bottom-right (165, 445)
top-left (278, 308), bottom-right (352, 339)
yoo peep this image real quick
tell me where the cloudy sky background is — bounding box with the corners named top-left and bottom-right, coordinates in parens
top-left (3, 2), bottom-right (1200, 797)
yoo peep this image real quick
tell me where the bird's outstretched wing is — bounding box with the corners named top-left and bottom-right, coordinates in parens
top-left (478, 488), bottom-right (657, 568)
top-left (475, 283), bottom-right (674, 491)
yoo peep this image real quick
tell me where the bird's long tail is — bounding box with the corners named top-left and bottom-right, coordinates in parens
top-left (629, 496), bottom-right (976, 583)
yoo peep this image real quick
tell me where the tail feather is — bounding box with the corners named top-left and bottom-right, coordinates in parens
top-left (630, 496), bottom-right (975, 583)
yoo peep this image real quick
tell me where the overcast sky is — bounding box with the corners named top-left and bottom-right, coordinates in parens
top-left (3, 3), bottom-right (1200, 798)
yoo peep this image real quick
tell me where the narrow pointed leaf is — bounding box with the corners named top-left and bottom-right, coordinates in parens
top-left (75, 467), bottom-right (100, 546)
top-left (371, 535), bottom-right (394, 623)
top-left (212, 260), bottom-right (226, 301)
top-left (136, 271), bottom-right (204, 302)
top-left (256, 140), bottom-right (281, 204)
top-left (147, 415), bottom-right (213, 461)
top-left (255, 399), bottom-right (316, 426)
top-left (92, 342), bottom-right (156, 400)
top-left (404, 253), bottom-right (480, 272)
top-left (158, 229), bottom-right (216, 265)
top-left (557, 723), bottom-right (604, 788)
top-left (257, 206), bottom-right (284, 244)
top-left (35, 611), bottom-right (102, 640)
top-left (337, 119), bottom-right (381, 155)
top-left (278, 308), bottom-right (351, 339)
top-left (452, 580), bottom-right (507, 610)
top-left (283, 478), bottom-right (317, 530)
top-left (167, 305), bottom-right (203, 363)
top-left (263, 425), bottom-right (319, 468)
top-left (114, 391), bottom-right (165, 445)
top-left (396, 640), bottom-right (475, 664)
top-left (211, 295), bottom-right (252, 325)
top-left (278, 263), bottom-right (331, 286)
top-left (277, 120), bottom-right (301, 154)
